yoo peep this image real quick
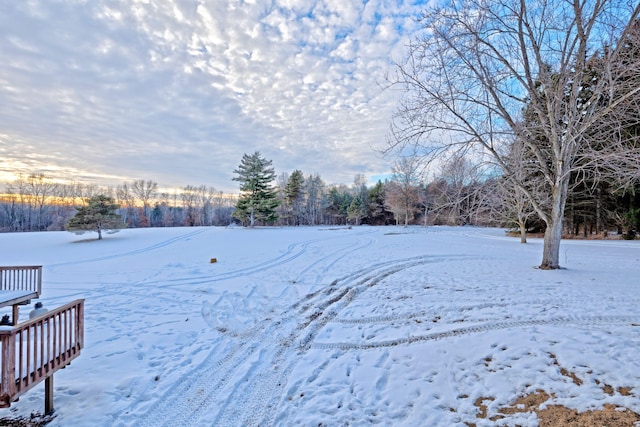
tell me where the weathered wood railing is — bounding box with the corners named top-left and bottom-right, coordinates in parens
top-left (0, 299), bottom-right (84, 412)
top-left (0, 266), bottom-right (42, 324)
top-left (0, 266), bottom-right (42, 295)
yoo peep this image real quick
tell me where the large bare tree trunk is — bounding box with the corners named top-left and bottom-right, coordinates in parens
top-left (541, 223), bottom-right (562, 269)
top-left (541, 215), bottom-right (564, 269)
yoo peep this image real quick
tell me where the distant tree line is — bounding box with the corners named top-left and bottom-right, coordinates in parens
top-left (0, 174), bottom-right (234, 232)
top-left (2, 151), bottom-right (639, 237)
top-left (229, 151), bottom-right (640, 238)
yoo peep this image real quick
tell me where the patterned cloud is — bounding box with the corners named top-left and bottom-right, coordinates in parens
top-left (0, 0), bottom-right (423, 192)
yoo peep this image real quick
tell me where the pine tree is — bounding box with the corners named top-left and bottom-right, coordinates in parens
top-left (347, 196), bottom-right (366, 225)
top-left (232, 151), bottom-right (280, 226)
top-left (66, 195), bottom-right (125, 240)
top-left (367, 181), bottom-right (391, 225)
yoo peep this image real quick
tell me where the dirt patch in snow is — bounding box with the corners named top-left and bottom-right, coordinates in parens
top-left (466, 389), bottom-right (640, 427)
top-left (535, 403), bottom-right (640, 427)
top-left (465, 352), bottom-right (640, 426)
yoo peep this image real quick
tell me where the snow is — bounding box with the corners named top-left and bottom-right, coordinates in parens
top-left (0, 225), bottom-right (639, 426)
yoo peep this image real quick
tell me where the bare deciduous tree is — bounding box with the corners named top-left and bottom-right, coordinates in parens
top-left (26, 173), bottom-right (56, 230)
top-left (5, 173), bottom-right (57, 231)
top-left (181, 185), bottom-right (199, 226)
top-left (116, 182), bottom-right (137, 226)
top-left (285, 170), bottom-right (305, 226)
top-left (386, 156), bottom-right (423, 226)
top-left (428, 153), bottom-right (483, 226)
top-left (498, 138), bottom-right (551, 243)
top-left (131, 179), bottom-right (158, 225)
top-left (389, 0), bottom-right (640, 268)
top-left (304, 174), bottom-right (325, 226)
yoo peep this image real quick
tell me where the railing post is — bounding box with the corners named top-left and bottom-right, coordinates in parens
top-left (36, 266), bottom-right (42, 296)
top-left (0, 332), bottom-right (16, 407)
top-left (11, 305), bottom-right (19, 326)
top-left (77, 301), bottom-right (84, 349)
top-left (45, 376), bottom-right (54, 415)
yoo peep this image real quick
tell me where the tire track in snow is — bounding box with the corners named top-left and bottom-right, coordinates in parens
top-left (104, 238), bottom-right (312, 289)
top-left (47, 228), bottom-right (207, 268)
top-left (134, 255), bottom-right (448, 427)
top-left (132, 230), bottom-right (378, 289)
top-left (212, 256), bottom-right (480, 426)
top-left (294, 233), bottom-right (377, 285)
top-left (210, 286), bottom-right (357, 427)
top-left (331, 254), bottom-right (481, 285)
top-left (212, 258), bottom-right (438, 427)
top-left (328, 297), bottom-right (624, 325)
top-left (311, 315), bottom-right (640, 351)
top-left (133, 284), bottom-right (351, 427)
top-left (51, 232), bottom-right (358, 302)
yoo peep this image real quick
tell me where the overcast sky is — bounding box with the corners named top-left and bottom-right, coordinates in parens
top-left (0, 0), bottom-right (425, 194)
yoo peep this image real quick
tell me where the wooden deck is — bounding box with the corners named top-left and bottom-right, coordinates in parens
top-left (0, 266), bottom-right (84, 414)
top-left (0, 299), bottom-right (84, 410)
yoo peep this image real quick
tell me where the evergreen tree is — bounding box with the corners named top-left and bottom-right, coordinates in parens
top-left (66, 195), bottom-right (125, 240)
top-left (347, 196), bottom-right (366, 225)
top-left (232, 151), bottom-right (280, 226)
top-left (326, 186), bottom-right (352, 225)
top-left (367, 181), bottom-right (392, 225)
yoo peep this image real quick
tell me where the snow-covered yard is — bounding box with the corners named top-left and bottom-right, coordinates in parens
top-left (1, 226), bottom-right (639, 426)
